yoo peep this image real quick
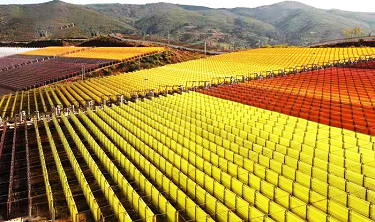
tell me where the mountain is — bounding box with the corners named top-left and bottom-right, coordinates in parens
top-left (88, 2), bottom-right (283, 47)
top-left (0, 0), bottom-right (374, 47)
top-left (0, 0), bottom-right (136, 41)
top-left (88, 1), bottom-right (375, 47)
top-left (230, 1), bottom-right (374, 45)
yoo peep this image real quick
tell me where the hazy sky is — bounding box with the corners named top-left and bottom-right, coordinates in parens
top-left (0, 0), bottom-right (374, 12)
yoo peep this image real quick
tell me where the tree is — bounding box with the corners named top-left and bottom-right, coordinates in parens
top-left (344, 27), bottom-right (363, 38)
top-left (343, 28), bottom-right (352, 38)
top-left (353, 27), bottom-right (363, 37)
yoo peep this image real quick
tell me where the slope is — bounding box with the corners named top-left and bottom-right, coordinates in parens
top-left (0, 0), bottom-right (375, 46)
top-left (89, 1), bottom-right (375, 46)
top-left (0, 0), bottom-right (136, 41)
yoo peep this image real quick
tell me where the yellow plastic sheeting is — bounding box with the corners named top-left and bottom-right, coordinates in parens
top-left (63, 47), bottom-right (164, 61)
top-left (87, 109), bottom-right (214, 222)
top-left (34, 120), bottom-right (55, 220)
top-left (95, 107), bottom-right (241, 222)
top-left (20, 46), bottom-right (87, 56)
top-left (82, 110), bottom-right (178, 221)
top-left (107, 103), bottom-right (308, 222)
top-left (60, 114), bottom-right (132, 222)
top-left (133, 91), bottom-right (374, 221)
top-left (5, 47), bottom-right (375, 119)
top-left (71, 112), bottom-right (156, 222)
top-left (43, 118), bottom-right (87, 221)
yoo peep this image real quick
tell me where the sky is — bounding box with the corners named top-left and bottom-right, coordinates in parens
top-left (0, 0), bottom-right (374, 12)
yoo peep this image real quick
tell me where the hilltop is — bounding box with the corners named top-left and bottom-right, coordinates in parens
top-left (0, 0), bottom-right (374, 47)
top-left (0, 0), bottom-right (135, 41)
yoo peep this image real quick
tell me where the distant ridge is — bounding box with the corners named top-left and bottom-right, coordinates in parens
top-left (0, 1), bottom-right (135, 41)
top-left (0, 0), bottom-right (374, 47)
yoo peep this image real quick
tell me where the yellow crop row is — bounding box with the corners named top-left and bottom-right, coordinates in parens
top-left (20, 47), bottom-right (87, 56)
top-left (2, 47), bottom-right (375, 120)
top-left (92, 47), bottom-right (375, 94)
top-left (90, 90), bottom-right (375, 221)
top-left (6, 89), bottom-right (375, 221)
top-left (63, 47), bottom-right (165, 60)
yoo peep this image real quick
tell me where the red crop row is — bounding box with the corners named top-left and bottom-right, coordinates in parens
top-left (0, 57), bottom-right (116, 90)
top-left (201, 62), bottom-right (375, 135)
top-left (0, 55), bottom-right (46, 71)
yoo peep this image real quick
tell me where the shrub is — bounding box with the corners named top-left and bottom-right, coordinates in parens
top-left (119, 63), bottom-right (126, 69)
top-left (129, 63), bottom-right (139, 72)
top-left (144, 63), bottom-right (152, 69)
top-left (103, 68), bottom-right (111, 76)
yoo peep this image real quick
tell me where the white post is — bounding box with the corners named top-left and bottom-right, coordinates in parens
top-left (118, 95), bottom-right (124, 104)
top-left (55, 105), bottom-right (61, 117)
top-left (204, 40), bottom-right (207, 56)
top-left (35, 111), bottom-right (40, 120)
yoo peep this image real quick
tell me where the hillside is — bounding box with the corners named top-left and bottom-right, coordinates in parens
top-left (0, 0), bottom-right (136, 41)
top-left (230, 1), bottom-right (374, 45)
top-left (87, 1), bottom-right (375, 47)
top-left (0, 0), bottom-right (375, 47)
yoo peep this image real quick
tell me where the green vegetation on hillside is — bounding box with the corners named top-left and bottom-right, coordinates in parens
top-left (0, 0), bottom-right (136, 41)
top-left (89, 1), bottom-right (375, 47)
top-left (86, 48), bottom-right (206, 79)
top-left (0, 0), bottom-right (374, 47)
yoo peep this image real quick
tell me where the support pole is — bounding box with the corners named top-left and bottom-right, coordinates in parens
top-left (25, 121), bottom-right (32, 218)
top-left (0, 121), bottom-right (6, 158)
top-left (7, 126), bottom-right (17, 219)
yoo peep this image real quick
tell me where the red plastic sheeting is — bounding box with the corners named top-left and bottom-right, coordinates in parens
top-left (201, 64), bottom-right (375, 135)
top-left (0, 55), bottom-right (45, 70)
top-left (0, 57), bottom-right (116, 90)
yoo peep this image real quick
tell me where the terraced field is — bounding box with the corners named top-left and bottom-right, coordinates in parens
top-left (201, 61), bottom-right (375, 135)
top-left (1, 47), bottom-right (374, 120)
top-left (0, 46), bottom-right (165, 95)
top-left (0, 57), bottom-right (118, 91)
top-left (20, 47), bottom-right (88, 56)
top-left (0, 46), bottom-right (375, 222)
top-left (63, 47), bottom-right (165, 60)
top-left (0, 54), bottom-right (46, 70)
